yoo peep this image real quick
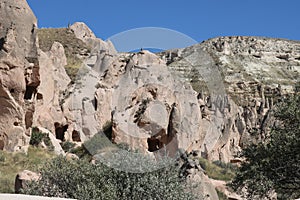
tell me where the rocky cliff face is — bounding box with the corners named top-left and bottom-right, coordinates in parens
top-left (1, 1), bottom-right (298, 166)
top-left (160, 36), bottom-right (300, 162)
top-left (0, 0), bottom-right (39, 151)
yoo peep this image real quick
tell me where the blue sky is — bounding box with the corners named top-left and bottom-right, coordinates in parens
top-left (27, 0), bottom-right (300, 48)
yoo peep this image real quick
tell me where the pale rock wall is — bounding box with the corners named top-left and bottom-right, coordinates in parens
top-left (0, 0), bottom-right (39, 152)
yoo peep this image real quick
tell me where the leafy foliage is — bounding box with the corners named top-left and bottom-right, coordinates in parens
top-left (230, 95), bottom-right (300, 199)
top-left (22, 154), bottom-right (195, 200)
top-left (29, 127), bottom-right (54, 151)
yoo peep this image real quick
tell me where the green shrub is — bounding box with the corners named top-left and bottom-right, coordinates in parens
top-left (61, 141), bottom-right (76, 152)
top-left (22, 154), bottom-right (195, 200)
top-left (29, 127), bottom-right (54, 151)
top-left (29, 128), bottom-right (45, 146)
top-left (0, 151), bottom-right (5, 162)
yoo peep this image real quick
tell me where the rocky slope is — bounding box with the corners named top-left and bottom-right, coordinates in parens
top-left (159, 36), bottom-right (300, 162)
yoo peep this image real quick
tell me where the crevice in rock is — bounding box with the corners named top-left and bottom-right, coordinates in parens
top-left (92, 96), bottom-right (97, 111)
top-left (54, 122), bottom-right (68, 141)
top-left (0, 140), bottom-right (4, 150)
top-left (147, 137), bottom-right (160, 152)
top-left (0, 133), bottom-right (7, 150)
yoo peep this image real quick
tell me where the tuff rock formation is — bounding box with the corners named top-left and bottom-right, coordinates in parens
top-left (0, 0), bottom-right (39, 152)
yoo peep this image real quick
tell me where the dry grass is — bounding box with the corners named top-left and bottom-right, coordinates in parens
top-left (37, 28), bottom-right (91, 82)
top-left (0, 147), bottom-right (55, 193)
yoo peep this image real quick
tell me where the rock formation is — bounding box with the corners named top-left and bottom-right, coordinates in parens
top-left (0, 0), bottom-right (39, 152)
top-left (160, 36), bottom-right (300, 162)
top-left (15, 170), bottom-right (40, 193)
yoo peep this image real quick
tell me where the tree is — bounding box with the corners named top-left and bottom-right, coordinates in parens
top-left (230, 95), bottom-right (300, 199)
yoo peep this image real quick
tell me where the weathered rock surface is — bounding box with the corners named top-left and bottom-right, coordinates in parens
top-left (179, 151), bottom-right (219, 200)
top-left (0, 0), bottom-right (39, 152)
top-left (33, 42), bottom-right (70, 137)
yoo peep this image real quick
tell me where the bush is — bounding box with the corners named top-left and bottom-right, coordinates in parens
top-left (29, 128), bottom-right (45, 146)
top-left (61, 141), bottom-right (76, 152)
top-left (29, 127), bottom-right (54, 151)
top-left (22, 154), bottom-right (195, 200)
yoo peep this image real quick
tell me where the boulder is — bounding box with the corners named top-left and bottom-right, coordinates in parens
top-left (15, 170), bottom-right (40, 193)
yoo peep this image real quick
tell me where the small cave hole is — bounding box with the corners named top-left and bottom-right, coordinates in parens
top-left (72, 130), bottom-right (81, 142)
top-left (24, 86), bottom-right (37, 100)
top-left (147, 138), bottom-right (160, 152)
top-left (10, 88), bottom-right (15, 93)
top-left (13, 122), bottom-right (18, 126)
top-left (37, 93), bottom-right (43, 100)
top-left (54, 122), bottom-right (68, 141)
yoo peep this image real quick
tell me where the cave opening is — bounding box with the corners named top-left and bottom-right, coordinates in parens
top-left (72, 130), bottom-right (81, 142)
top-left (0, 38), bottom-right (4, 50)
top-left (25, 111), bottom-right (33, 129)
top-left (147, 137), bottom-right (161, 152)
top-left (54, 122), bottom-right (68, 141)
top-left (24, 86), bottom-right (37, 100)
top-left (37, 93), bottom-right (43, 100)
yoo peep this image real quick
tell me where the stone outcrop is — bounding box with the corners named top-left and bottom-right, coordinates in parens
top-left (0, 0), bottom-right (39, 152)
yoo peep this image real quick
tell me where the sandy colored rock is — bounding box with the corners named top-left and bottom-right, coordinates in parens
top-left (0, 0), bottom-right (39, 152)
top-left (33, 42), bottom-right (70, 137)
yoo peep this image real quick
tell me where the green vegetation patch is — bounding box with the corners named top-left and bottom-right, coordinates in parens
top-left (199, 158), bottom-right (236, 181)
